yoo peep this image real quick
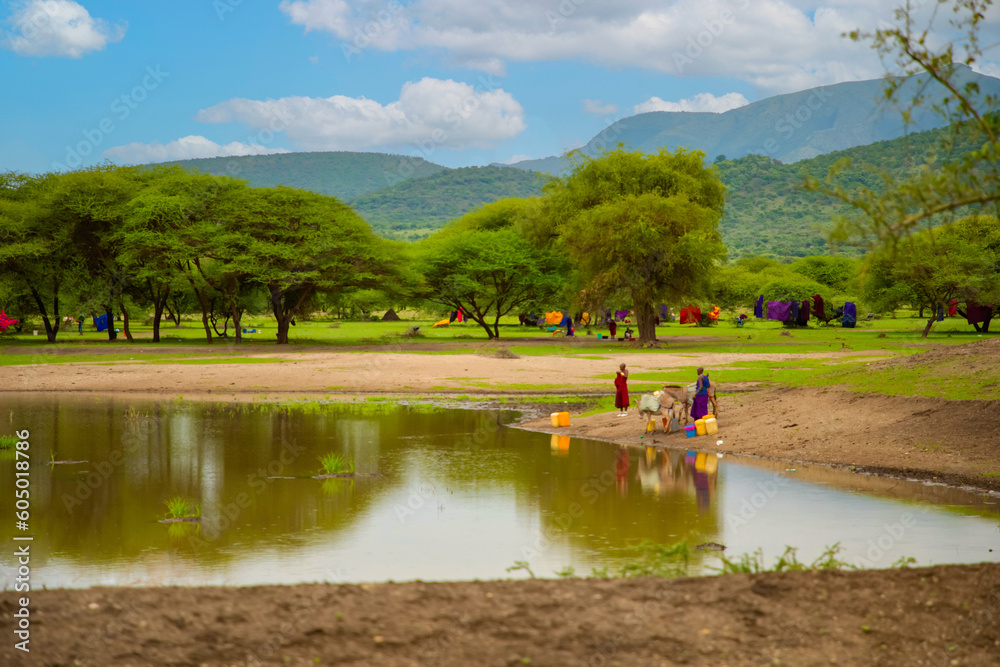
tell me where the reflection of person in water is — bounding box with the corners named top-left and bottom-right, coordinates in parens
top-left (615, 447), bottom-right (630, 496)
top-left (636, 447), bottom-right (660, 494)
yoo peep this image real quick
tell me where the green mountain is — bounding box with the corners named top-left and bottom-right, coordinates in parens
top-left (348, 166), bottom-right (550, 240)
top-left (510, 66), bottom-right (1000, 172)
top-left (716, 121), bottom-right (985, 260)
top-left (161, 151), bottom-right (446, 199)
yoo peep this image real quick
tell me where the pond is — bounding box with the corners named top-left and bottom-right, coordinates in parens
top-left (1, 395), bottom-right (997, 588)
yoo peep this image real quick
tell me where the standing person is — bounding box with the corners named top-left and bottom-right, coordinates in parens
top-left (692, 367), bottom-right (711, 420)
top-left (77, 315), bottom-right (84, 335)
top-left (609, 319), bottom-right (617, 339)
top-left (614, 363), bottom-right (629, 416)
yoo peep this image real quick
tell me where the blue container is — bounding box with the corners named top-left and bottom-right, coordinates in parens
top-left (684, 425), bottom-right (697, 438)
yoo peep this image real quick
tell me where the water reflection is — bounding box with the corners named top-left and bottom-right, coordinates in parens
top-left (0, 394), bottom-right (996, 588)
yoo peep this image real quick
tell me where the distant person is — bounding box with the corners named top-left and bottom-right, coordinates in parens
top-left (614, 363), bottom-right (629, 416)
top-left (77, 316), bottom-right (84, 335)
top-left (692, 367), bottom-right (711, 420)
top-left (609, 319), bottom-right (617, 339)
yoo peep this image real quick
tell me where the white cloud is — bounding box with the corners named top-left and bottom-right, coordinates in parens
top-left (102, 136), bottom-right (290, 164)
top-left (633, 92), bottom-right (749, 114)
top-left (279, 0), bottom-right (959, 93)
top-left (582, 99), bottom-right (619, 117)
top-left (503, 154), bottom-right (532, 164)
top-left (195, 77), bottom-right (526, 152)
top-left (2, 0), bottom-right (125, 58)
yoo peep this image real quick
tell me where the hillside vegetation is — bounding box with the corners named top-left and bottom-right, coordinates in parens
top-left (716, 121), bottom-right (983, 259)
top-left (349, 166), bottom-right (549, 240)
top-left (162, 152), bottom-right (446, 199)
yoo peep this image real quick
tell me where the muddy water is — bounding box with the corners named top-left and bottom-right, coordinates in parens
top-left (0, 395), bottom-right (997, 588)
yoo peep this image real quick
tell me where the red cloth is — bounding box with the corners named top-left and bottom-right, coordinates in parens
top-left (811, 294), bottom-right (825, 321)
top-left (966, 301), bottom-right (994, 325)
top-left (948, 299), bottom-right (958, 317)
top-left (0, 309), bottom-right (17, 332)
top-left (614, 372), bottom-right (629, 410)
top-left (680, 305), bottom-right (701, 324)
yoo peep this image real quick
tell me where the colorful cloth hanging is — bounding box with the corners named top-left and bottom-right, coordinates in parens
top-left (754, 295), bottom-right (764, 318)
top-left (0, 309), bottom-right (18, 332)
top-left (767, 301), bottom-right (791, 321)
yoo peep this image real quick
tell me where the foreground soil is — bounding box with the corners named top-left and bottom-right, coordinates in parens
top-left (3, 564), bottom-right (999, 666)
top-left (520, 385), bottom-right (1000, 492)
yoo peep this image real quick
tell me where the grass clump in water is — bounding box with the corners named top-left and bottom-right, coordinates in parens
top-left (714, 543), bottom-right (853, 574)
top-left (163, 497), bottom-right (200, 519)
top-left (0, 435), bottom-right (18, 449)
top-left (318, 452), bottom-right (355, 475)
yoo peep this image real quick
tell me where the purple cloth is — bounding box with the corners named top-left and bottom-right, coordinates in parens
top-left (767, 301), bottom-right (791, 321)
top-left (754, 295), bottom-right (764, 318)
top-left (691, 394), bottom-right (710, 420)
top-left (615, 310), bottom-right (627, 321)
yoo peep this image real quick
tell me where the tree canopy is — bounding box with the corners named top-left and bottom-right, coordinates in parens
top-left (539, 147), bottom-right (727, 342)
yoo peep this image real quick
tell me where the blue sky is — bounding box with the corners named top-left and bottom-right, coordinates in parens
top-left (1, 0), bottom-right (997, 174)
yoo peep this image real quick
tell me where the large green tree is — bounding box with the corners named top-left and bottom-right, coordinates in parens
top-left (540, 147), bottom-right (727, 342)
top-left (864, 215), bottom-right (1000, 336)
top-left (0, 172), bottom-right (80, 342)
top-left (417, 198), bottom-right (564, 339)
top-left (220, 186), bottom-right (391, 344)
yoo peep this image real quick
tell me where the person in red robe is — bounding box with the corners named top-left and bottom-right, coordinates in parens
top-left (614, 363), bottom-right (629, 416)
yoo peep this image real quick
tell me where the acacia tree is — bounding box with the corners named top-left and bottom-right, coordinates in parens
top-left (221, 186), bottom-right (390, 344)
top-left (0, 172), bottom-right (81, 342)
top-left (864, 215), bottom-right (1000, 336)
top-left (540, 147), bottom-right (727, 342)
top-left (418, 198), bottom-right (565, 339)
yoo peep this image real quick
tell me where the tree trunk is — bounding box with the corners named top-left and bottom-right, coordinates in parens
top-left (270, 285), bottom-right (311, 345)
top-left (634, 298), bottom-right (657, 342)
top-left (28, 284), bottom-right (58, 343)
top-left (119, 298), bottom-right (134, 343)
top-left (149, 281), bottom-right (169, 343)
top-left (921, 316), bottom-right (936, 338)
top-left (105, 305), bottom-right (117, 341)
top-left (231, 302), bottom-right (242, 344)
top-left (152, 301), bottom-right (165, 343)
top-left (191, 286), bottom-right (213, 343)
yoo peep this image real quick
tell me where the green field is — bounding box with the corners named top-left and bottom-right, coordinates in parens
top-left (2, 309), bottom-right (994, 400)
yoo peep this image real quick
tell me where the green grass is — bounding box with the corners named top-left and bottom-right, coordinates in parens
top-left (163, 497), bottom-right (199, 519)
top-left (714, 544), bottom-right (853, 574)
top-left (0, 435), bottom-right (18, 449)
top-left (317, 452), bottom-right (355, 475)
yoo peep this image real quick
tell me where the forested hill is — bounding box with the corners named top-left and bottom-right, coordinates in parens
top-left (348, 166), bottom-right (550, 240)
top-left (716, 120), bottom-right (983, 259)
top-left (161, 151), bottom-right (446, 199)
top-left (509, 65), bottom-right (1000, 172)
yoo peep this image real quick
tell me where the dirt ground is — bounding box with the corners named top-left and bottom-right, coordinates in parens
top-left (520, 385), bottom-right (1000, 492)
top-left (3, 564), bottom-right (999, 666)
top-left (3, 346), bottom-right (878, 395)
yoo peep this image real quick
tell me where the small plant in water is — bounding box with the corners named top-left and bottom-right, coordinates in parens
top-left (618, 540), bottom-right (691, 578)
top-left (318, 452), bottom-right (355, 475)
top-left (164, 497), bottom-right (199, 519)
top-left (0, 435), bottom-right (18, 450)
top-left (554, 566), bottom-right (576, 578)
top-left (506, 560), bottom-right (536, 579)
